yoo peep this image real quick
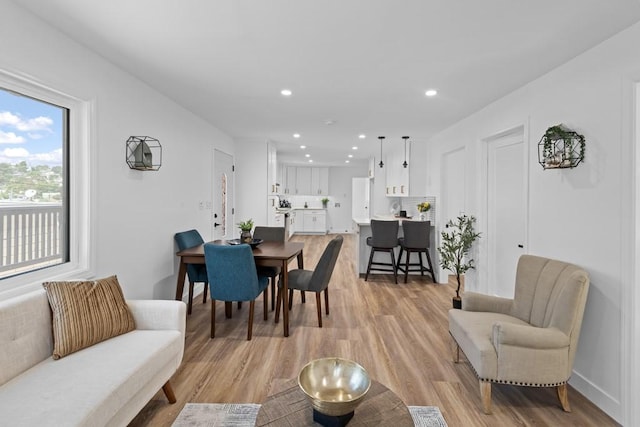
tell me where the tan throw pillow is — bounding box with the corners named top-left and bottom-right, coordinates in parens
top-left (43, 275), bottom-right (135, 359)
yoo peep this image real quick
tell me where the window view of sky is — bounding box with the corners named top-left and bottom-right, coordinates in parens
top-left (0, 88), bottom-right (63, 167)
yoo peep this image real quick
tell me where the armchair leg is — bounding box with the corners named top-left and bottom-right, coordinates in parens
top-left (557, 384), bottom-right (571, 412)
top-left (162, 381), bottom-right (177, 404)
top-left (480, 380), bottom-right (492, 414)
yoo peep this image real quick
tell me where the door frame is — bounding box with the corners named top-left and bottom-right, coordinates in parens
top-left (479, 123), bottom-right (529, 296)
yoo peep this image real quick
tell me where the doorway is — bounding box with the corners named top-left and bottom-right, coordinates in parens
top-left (213, 149), bottom-right (234, 240)
top-left (484, 126), bottom-right (527, 297)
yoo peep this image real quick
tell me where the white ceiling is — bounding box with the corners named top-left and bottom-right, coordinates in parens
top-left (11, 0), bottom-right (640, 166)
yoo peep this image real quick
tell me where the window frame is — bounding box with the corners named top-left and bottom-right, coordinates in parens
top-left (0, 70), bottom-right (93, 300)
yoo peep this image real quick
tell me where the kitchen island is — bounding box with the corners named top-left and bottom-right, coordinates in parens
top-left (353, 216), bottom-right (437, 280)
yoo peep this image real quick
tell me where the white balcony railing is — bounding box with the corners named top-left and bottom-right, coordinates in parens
top-left (0, 203), bottom-right (64, 279)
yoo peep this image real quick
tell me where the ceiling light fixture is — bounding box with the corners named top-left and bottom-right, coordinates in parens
top-left (281, 89), bottom-right (292, 96)
top-left (308, 159), bottom-right (313, 163)
top-left (402, 136), bottom-right (409, 168)
top-left (348, 154), bottom-right (353, 158)
top-left (425, 89), bottom-right (437, 97)
top-left (305, 154), bottom-right (310, 158)
top-left (293, 133), bottom-right (301, 138)
top-left (359, 134), bottom-right (366, 139)
top-left (345, 160), bottom-right (350, 163)
top-left (352, 146), bottom-right (358, 150)
top-left (378, 136), bottom-right (385, 168)
top-left (300, 145), bottom-right (306, 149)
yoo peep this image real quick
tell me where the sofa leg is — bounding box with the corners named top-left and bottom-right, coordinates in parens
top-left (557, 384), bottom-right (571, 412)
top-left (479, 380), bottom-right (492, 414)
top-left (162, 381), bottom-right (177, 404)
top-left (451, 336), bottom-right (460, 363)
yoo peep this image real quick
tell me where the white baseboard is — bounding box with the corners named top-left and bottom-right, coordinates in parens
top-left (570, 369), bottom-right (621, 424)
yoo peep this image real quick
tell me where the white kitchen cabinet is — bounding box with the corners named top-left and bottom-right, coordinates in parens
top-left (288, 211), bottom-right (296, 238)
top-left (284, 166), bottom-right (297, 194)
top-left (385, 143), bottom-right (410, 197)
top-left (300, 210), bottom-right (327, 234)
top-left (311, 167), bottom-right (329, 195)
top-left (296, 167), bottom-right (312, 195)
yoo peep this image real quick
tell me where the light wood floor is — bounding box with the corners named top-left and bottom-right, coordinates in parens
top-left (130, 234), bottom-right (618, 427)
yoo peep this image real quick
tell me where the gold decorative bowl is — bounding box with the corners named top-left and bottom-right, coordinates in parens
top-left (298, 357), bottom-right (371, 417)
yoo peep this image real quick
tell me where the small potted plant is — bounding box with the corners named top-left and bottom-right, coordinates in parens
top-left (417, 201), bottom-right (431, 221)
top-left (321, 197), bottom-right (329, 208)
top-left (437, 215), bottom-right (481, 309)
top-left (237, 218), bottom-right (254, 243)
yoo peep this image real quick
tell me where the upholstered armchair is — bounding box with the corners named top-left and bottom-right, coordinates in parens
top-left (448, 255), bottom-right (589, 414)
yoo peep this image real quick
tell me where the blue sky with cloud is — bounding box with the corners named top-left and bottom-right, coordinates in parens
top-left (0, 88), bottom-right (63, 167)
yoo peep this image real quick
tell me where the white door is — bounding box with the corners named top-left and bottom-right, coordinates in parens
top-left (213, 150), bottom-right (234, 240)
top-left (351, 178), bottom-right (370, 220)
top-left (487, 133), bottom-right (526, 297)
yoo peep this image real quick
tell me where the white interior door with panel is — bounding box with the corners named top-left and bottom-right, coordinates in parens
top-left (486, 130), bottom-right (527, 298)
top-left (213, 149), bottom-right (234, 240)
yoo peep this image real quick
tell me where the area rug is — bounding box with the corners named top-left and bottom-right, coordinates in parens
top-left (172, 403), bottom-right (448, 426)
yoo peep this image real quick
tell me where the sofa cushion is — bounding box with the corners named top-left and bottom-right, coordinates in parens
top-left (43, 275), bottom-right (135, 359)
top-left (0, 328), bottom-right (182, 427)
top-left (0, 290), bottom-right (53, 386)
top-left (448, 309), bottom-right (529, 379)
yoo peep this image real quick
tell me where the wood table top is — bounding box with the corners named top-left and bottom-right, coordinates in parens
top-left (176, 240), bottom-right (304, 260)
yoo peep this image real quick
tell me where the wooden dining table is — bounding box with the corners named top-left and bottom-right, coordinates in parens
top-left (175, 240), bottom-right (304, 337)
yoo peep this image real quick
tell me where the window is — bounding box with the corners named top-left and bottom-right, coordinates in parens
top-left (0, 70), bottom-right (91, 297)
top-left (0, 87), bottom-right (69, 279)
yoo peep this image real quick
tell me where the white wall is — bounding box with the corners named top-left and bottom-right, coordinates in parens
top-left (0, 2), bottom-right (235, 300)
top-left (426, 21), bottom-right (640, 424)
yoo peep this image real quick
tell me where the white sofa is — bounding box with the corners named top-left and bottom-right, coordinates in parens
top-left (0, 289), bottom-right (186, 426)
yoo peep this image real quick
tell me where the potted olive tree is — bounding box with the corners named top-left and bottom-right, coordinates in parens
top-left (437, 215), bottom-right (481, 309)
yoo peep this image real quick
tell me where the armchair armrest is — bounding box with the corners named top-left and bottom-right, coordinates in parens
top-left (127, 299), bottom-right (186, 334)
top-left (492, 323), bottom-right (570, 349)
top-left (462, 291), bottom-right (513, 314)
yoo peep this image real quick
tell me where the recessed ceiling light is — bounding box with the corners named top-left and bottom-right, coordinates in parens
top-left (305, 154), bottom-right (310, 158)
top-left (358, 134), bottom-right (366, 139)
top-left (300, 145), bottom-right (306, 149)
top-left (352, 146), bottom-right (358, 150)
top-left (425, 89), bottom-right (438, 97)
top-left (345, 160), bottom-right (350, 163)
top-left (348, 154), bottom-right (353, 158)
top-left (293, 133), bottom-right (301, 138)
top-left (308, 159), bottom-right (313, 163)
top-left (281, 89), bottom-right (292, 96)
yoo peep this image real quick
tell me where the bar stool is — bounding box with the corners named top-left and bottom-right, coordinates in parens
top-left (397, 220), bottom-right (436, 283)
top-left (365, 219), bottom-right (399, 284)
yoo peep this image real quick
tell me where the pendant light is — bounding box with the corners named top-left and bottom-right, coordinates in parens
top-left (378, 136), bottom-right (385, 168)
top-left (402, 136), bottom-right (409, 168)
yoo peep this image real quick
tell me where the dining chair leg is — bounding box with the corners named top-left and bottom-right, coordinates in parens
top-left (247, 300), bottom-right (255, 340)
top-left (202, 281), bottom-right (208, 303)
top-left (210, 299), bottom-right (216, 339)
top-left (324, 288), bottom-right (329, 315)
top-left (315, 292), bottom-right (323, 328)
top-left (270, 278), bottom-right (276, 311)
top-left (418, 252), bottom-right (425, 277)
top-left (425, 249), bottom-right (436, 282)
top-left (301, 291), bottom-right (306, 304)
top-left (237, 301), bottom-right (242, 310)
top-left (263, 289), bottom-right (268, 321)
top-left (288, 289), bottom-right (294, 311)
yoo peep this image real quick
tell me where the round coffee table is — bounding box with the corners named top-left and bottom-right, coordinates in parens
top-left (255, 378), bottom-right (414, 426)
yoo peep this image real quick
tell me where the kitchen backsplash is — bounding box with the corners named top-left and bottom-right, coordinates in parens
top-left (281, 195), bottom-right (328, 209)
top-left (388, 196), bottom-right (436, 222)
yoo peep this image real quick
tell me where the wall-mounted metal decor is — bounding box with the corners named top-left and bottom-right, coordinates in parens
top-left (126, 136), bottom-right (162, 171)
top-left (538, 124), bottom-right (585, 170)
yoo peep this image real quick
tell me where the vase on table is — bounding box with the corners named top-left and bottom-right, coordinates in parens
top-left (419, 212), bottom-right (427, 221)
top-left (241, 230), bottom-right (253, 243)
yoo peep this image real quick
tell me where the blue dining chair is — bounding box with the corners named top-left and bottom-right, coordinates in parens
top-left (204, 243), bottom-right (269, 340)
top-left (174, 229), bottom-right (208, 315)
